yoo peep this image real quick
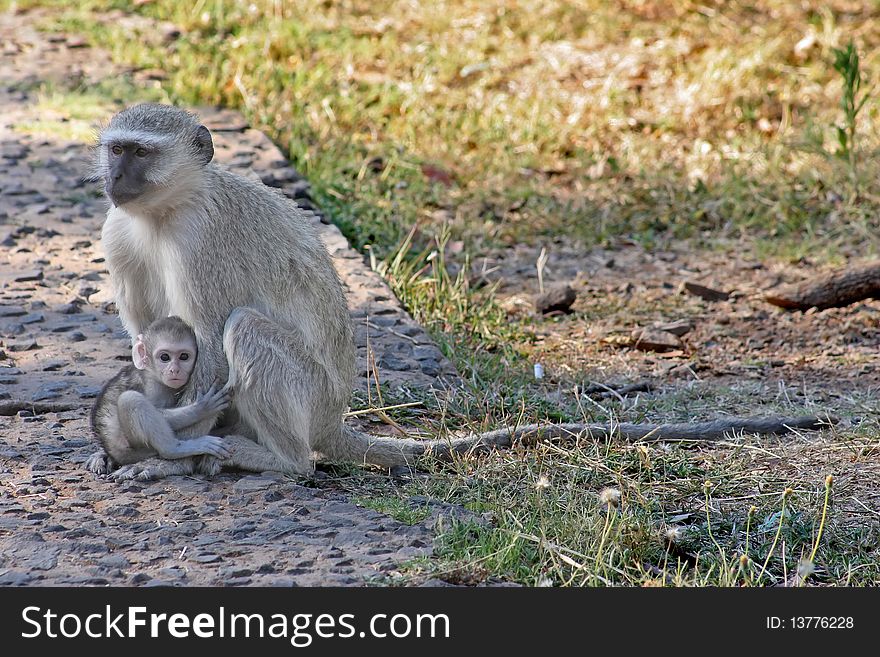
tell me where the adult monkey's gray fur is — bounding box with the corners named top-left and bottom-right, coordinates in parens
top-left (86, 103), bottom-right (832, 481)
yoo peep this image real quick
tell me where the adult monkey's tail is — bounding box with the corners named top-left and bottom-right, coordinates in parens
top-left (324, 415), bottom-right (835, 468)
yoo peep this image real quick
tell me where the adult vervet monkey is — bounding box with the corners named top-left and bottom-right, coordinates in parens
top-left (92, 103), bottom-right (829, 481)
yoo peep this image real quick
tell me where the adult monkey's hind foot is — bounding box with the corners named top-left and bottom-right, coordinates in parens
top-left (85, 448), bottom-right (116, 476)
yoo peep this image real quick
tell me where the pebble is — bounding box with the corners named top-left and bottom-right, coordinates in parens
top-left (1, 323), bottom-right (25, 336)
top-left (192, 554), bottom-right (222, 564)
top-left (0, 305), bottom-right (26, 317)
top-left (76, 386), bottom-right (102, 398)
top-left (14, 270), bottom-right (44, 282)
top-left (8, 339), bottom-right (37, 351)
top-left (379, 355), bottom-right (412, 371)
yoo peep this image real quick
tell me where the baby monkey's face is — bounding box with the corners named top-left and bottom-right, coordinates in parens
top-left (151, 338), bottom-right (197, 389)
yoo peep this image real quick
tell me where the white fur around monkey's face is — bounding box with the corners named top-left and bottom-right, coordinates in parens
top-left (134, 336), bottom-right (197, 390)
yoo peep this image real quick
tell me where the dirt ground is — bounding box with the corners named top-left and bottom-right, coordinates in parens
top-left (487, 239), bottom-right (880, 392)
top-left (471, 233), bottom-right (880, 528)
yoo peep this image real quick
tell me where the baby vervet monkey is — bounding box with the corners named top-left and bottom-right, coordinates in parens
top-left (88, 316), bottom-right (232, 476)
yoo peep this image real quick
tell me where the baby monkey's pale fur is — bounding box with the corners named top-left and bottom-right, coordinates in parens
top-left (88, 316), bottom-right (231, 479)
top-left (88, 104), bottom-right (830, 481)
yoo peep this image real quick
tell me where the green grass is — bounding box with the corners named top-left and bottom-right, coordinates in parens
top-left (12, 77), bottom-right (167, 142)
top-left (14, 0), bottom-right (880, 258)
top-left (7, 0), bottom-right (880, 585)
top-left (350, 495), bottom-right (432, 526)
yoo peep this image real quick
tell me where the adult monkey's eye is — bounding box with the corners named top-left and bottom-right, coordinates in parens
top-left (135, 147), bottom-right (148, 157)
top-left (159, 353), bottom-right (171, 362)
top-left (111, 144), bottom-right (124, 156)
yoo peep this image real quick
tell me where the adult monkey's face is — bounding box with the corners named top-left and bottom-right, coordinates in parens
top-left (95, 103), bottom-right (215, 209)
top-left (103, 141), bottom-right (159, 206)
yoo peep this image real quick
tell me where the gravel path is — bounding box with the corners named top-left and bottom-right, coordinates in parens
top-left (0, 9), bottom-right (468, 587)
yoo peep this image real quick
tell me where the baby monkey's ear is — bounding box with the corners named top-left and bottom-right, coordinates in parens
top-left (132, 335), bottom-right (150, 370)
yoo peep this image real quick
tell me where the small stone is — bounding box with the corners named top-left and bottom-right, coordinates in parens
top-left (378, 355), bottom-right (412, 371)
top-left (20, 312), bottom-right (45, 325)
top-left (653, 319), bottom-right (695, 336)
top-left (76, 386), bottom-right (102, 399)
top-left (287, 179), bottom-right (311, 199)
top-left (630, 328), bottom-right (683, 353)
top-left (682, 281), bottom-right (730, 302)
top-left (420, 360), bottom-right (441, 377)
top-left (534, 283), bottom-right (577, 314)
top-left (0, 571), bottom-right (34, 586)
top-left (37, 381), bottom-right (71, 394)
top-left (0, 143), bottom-right (27, 160)
top-left (413, 345), bottom-right (443, 360)
top-left (106, 505), bottom-right (140, 518)
top-left (77, 283), bottom-right (98, 298)
top-left (220, 567), bottom-right (253, 578)
top-left (1, 322), bottom-right (26, 336)
top-left (192, 554), bottom-right (222, 564)
top-left (50, 322), bottom-right (80, 333)
top-left (8, 339), bottom-right (37, 351)
top-left (261, 167), bottom-right (302, 187)
top-left (14, 270), bottom-right (43, 282)
top-left (68, 331), bottom-right (87, 342)
top-left (233, 476), bottom-right (274, 492)
top-left (0, 305), bottom-right (26, 317)
top-left (54, 302), bottom-right (81, 314)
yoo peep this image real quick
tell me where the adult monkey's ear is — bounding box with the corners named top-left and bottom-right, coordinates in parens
top-left (195, 125), bottom-right (214, 164)
top-left (132, 335), bottom-right (150, 370)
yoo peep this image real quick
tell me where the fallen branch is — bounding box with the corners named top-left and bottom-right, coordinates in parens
top-left (580, 381), bottom-right (654, 399)
top-left (765, 262), bottom-right (880, 311)
top-left (0, 401), bottom-right (85, 416)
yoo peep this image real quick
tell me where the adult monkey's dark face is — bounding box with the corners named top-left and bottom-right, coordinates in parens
top-left (94, 103), bottom-right (215, 212)
top-left (104, 142), bottom-right (157, 206)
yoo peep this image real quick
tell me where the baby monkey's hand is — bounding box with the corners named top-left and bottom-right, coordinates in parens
top-left (195, 380), bottom-right (232, 416)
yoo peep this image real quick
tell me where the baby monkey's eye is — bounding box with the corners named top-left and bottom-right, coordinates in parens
top-left (111, 144), bottom-right (124, 156)
top-left (159, 353), bottom-right (171, 362)
top-left (180, 353), bottom-right (190, 361)
top-left (135, 147), bottom-right (148, 157)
